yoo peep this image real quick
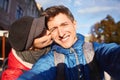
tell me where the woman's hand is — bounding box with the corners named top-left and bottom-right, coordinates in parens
top-left (33, 30), bottom-right (53, 49)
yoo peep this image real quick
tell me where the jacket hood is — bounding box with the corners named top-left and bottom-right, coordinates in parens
top-left (52, 33), bottom-right (85, 55)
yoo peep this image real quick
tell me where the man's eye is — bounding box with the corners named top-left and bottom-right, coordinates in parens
top-left (49, 27), bottom-right (57, 33)
top-left (61, 23), bottom-right (68, 26)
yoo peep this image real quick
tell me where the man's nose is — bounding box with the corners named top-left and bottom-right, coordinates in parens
top-left (58, 27), bottom-right (64, 37)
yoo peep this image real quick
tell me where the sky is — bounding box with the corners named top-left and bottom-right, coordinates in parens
top-left (35, 0), bottom-right (120, 36)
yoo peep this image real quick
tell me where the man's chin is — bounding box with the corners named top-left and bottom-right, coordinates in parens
top-left (61, 44), bottom-right (72, 49)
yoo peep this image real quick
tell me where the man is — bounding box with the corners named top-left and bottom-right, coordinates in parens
top-left (18, 5), bottom-right (120, 80)
top-left (1, 16), bottom-right (52, 80)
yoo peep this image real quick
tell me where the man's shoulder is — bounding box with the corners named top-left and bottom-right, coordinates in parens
top-left (36, 50), bottom-right (54, 63)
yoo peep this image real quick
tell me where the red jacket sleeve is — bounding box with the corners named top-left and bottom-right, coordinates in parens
top-left (1, 49), bottom-right (30, 80)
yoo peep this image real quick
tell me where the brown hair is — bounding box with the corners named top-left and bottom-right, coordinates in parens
top-left (42, 5), bottom-right (75, 29)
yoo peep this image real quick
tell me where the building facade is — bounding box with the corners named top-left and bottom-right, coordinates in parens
top-left (0, 0), bottom-right (42, 30)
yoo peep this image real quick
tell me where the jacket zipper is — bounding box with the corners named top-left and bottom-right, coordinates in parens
top-left (70, 48), bottom-right (83, 80)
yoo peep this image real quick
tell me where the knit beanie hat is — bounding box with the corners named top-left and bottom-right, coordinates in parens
top-left (8, 16), bottom-right (45, 51)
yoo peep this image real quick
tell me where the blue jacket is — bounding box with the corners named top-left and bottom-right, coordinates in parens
top-left (18, 33), bottom-right (120, 80)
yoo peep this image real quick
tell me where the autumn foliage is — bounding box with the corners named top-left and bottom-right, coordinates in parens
top-left (90, 15), bottom-right (120, 44)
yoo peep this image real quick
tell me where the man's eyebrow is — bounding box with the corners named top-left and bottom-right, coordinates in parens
top-left (60, 22), bottom-right (68, 26)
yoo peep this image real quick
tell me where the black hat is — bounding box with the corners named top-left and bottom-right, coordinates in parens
top-left (8, 16), bottom-right (45, 51)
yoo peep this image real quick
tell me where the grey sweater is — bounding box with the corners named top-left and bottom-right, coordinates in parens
top-left (16, 46), bottom-right (50, 64)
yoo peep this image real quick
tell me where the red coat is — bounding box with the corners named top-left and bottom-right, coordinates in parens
top-left (1, 49), bottom-right (33, 80)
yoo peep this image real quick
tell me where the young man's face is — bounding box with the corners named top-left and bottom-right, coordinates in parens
top-left (47, 13), bottom-right (77, 48)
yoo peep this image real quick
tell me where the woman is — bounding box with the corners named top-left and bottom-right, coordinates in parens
top-left (1, 16), bottom-right (52, 80)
